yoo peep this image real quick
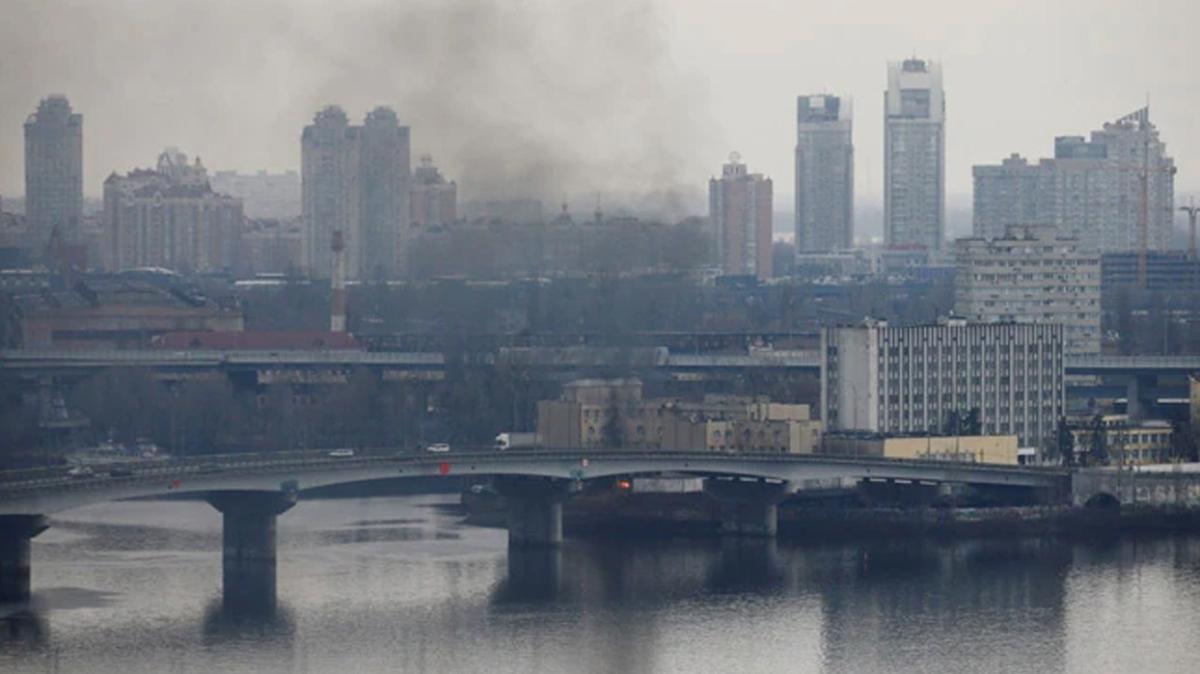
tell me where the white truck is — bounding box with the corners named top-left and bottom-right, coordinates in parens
top-left (493, 432), bottom-right (539, 451)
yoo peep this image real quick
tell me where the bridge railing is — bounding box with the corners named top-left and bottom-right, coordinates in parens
top-left (0, 447), bottom-right (1068, 502)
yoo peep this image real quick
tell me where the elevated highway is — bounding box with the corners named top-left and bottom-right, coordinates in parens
top-left (4, 348), bottom-right (1199, 376)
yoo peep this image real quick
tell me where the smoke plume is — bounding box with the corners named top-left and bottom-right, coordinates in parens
top-left (0, 0), bottom-right (712, 217)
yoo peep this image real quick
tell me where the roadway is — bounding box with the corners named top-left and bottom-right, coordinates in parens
top-left (0, 448), bottom-right (1069, 515)
top-left (5, 348), bottom-right (1200, 376)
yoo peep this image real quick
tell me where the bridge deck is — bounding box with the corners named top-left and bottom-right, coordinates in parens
top-left (0, 449), bottom-right (1069, 515)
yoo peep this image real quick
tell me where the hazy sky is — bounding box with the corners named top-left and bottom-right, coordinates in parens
top-left (1, 0), bottom-right (1197, 216)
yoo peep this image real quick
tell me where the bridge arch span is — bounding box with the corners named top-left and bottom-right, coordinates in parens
top-left (1083, 492), bottom-right (1120, 510)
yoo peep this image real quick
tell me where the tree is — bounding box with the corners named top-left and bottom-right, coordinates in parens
top-left (1056, 417), bottom-right (1075, 467)
top-left (942, 410), bottom-right (961, 437)
top-left (963, 408), bottom-right (982, 436)
top-left (1170, 419), bottom-right (1199, 463)
top-left (1088, 414), bottom-right (1109, 466)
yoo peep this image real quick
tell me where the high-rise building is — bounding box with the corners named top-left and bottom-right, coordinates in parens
top-left (972, 108), bottom-right (1176, 252)
top-left (302, 106), bottom-right (360, 279)
top-left (24, 95), bottom-right (83, 241)
top-left (794, 94), bottom-right (853, 253)
top-left (410, 154), bottom-right (457, 228)
top-left (971, 154), bottom-right (1043, 240)
top-left (104, 148), bottom-right (243, 272)
top-left (359, 107), bottom-right (411, 279)
top-left (301, 106), bottom-right (411, 279)
top-left (954, 225), bottom-right (1101, 356)
top-left (209, 170), bottom-right (301, 219)
top-left (884, 58), bottom-right (945, 252)
top-left (821, 318), bottom-right (1065, 449)
top-left (708, 153), bottom-right (773, 280)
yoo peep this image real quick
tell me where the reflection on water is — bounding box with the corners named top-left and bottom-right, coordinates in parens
top-left (3, 496), bottom-right (1200, 673)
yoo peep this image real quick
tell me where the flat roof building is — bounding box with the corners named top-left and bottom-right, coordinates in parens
top-left (24, 96), bottom-right (83, 242)
top-left (821, 318), bottom-right (1065, 449)
top-left (884, 59), bottom-right (945, 252)
top-left (795, 94), bottom-right (853, 253)
top-left (709, 153), bottom-right (773, 280)
top-left (954, 225), bottom-right (1101, 356)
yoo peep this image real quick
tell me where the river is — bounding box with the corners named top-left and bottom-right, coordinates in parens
top-left (2, 495), bottom-right (1199, 673)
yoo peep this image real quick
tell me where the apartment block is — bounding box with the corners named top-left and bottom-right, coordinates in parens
top-left (972, 107), bottom-right (1176, 253)
top-left (709, 153), bottom-right (773, 280)
top-left (954, 225), bottom-right (1101, 356)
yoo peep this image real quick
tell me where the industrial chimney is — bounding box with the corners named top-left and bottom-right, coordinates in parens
top-left (330, 230), bottom-right (347, 332)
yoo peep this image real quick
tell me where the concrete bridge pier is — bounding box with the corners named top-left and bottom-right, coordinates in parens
top-left (495, 477), bottom-right (572, 548)
top-left (704, 479), bottom-right (790, 537)
top-left (0, 515), bottom-right (49, 604)
top-left (1124, 374), bottom-right (1155, 420)
top-left (205, 490), bottom-right (297, 607)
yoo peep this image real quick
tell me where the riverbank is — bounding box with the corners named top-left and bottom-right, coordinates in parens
top-left (463, 490), bottom-right (1200, 540)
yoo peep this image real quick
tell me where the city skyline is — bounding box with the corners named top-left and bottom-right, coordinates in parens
top-left (1, 1), bottom-right (1198, 214)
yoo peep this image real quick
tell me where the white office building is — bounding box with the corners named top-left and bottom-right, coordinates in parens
top-left (821, 319), bottom-right (1065, 449)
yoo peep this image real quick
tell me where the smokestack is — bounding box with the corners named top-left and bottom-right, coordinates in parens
top-left (330, 230), bottom-right (346, 332)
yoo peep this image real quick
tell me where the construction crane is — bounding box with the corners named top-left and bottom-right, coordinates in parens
top-left (1180, 198), bottom-right (1200, 262)
top-left (1119, 107), bottom-right (1178, 289)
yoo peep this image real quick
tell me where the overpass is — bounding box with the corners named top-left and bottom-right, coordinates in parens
top-left (4, 348), bottom-right (1199, 376)
top-left (0, 449), bottom-right (1068, 603)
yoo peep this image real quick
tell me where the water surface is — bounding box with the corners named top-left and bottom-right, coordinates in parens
top-left (3, 496), bottom-right (1200, 673)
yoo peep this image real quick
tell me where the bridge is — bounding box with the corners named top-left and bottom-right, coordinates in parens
top-left (0, 449), bottom-right (1068, 604)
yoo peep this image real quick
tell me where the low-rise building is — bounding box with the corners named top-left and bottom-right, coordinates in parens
top-left (15, 276), bottom-right (243, 349)
top-left (536, 378), bottom-right (821, 453)
top-left (1071, 414), bottom-right (1174, 465)
top-left (822, 432), bottom-right (1020, 465)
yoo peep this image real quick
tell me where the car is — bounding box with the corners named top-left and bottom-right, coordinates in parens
top-left (425, 443), bottom-right (451, 453)
top-left (328, 448), bottom-right (355, 458)
top-left (67, 465), bottom-right (94, 479)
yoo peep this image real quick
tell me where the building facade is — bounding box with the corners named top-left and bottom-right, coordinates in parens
top-left (1101, 251), bottom-right (1200, 291)
top-left (103, 148), bottom-right (244, 272)
top-left (24, 95), bottom-right (83, 242)
top-left (236, 217), bottom-right (305, 276)
top-left (209, 170), bottom-right (301, 219)
top-left (1071, 415), bottom-right (1173, 465)
top-left (709, 153), bottom-right (773, 280)
top-left (301, 106), bottom-right (361, 279)
top-left (410, 154), bottom-right (457, 228)
top-left (794, 94), bottom-right (853, 253)
top-left (972, 108), bottom-right (1176, 253)
top-left (821, 319), bottom-right (1065, 449)
top-left (972, 154), bottom-right (1043, 240)
top-left (823, 433), bottom-right (1020, 465)
top-left (954, 225), bottom-right (1101, 356)
top-left (884, 58), bottom-right (945, 252)
top-left (302, 106), bottom-right (411, 280)
top-left (359, 107), bottom-right (411, 279)
top-left (537, 379), bottom-right (822, 453)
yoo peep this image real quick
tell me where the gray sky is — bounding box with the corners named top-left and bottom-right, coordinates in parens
top-left (1, 0), bottom-right (1197, 216)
